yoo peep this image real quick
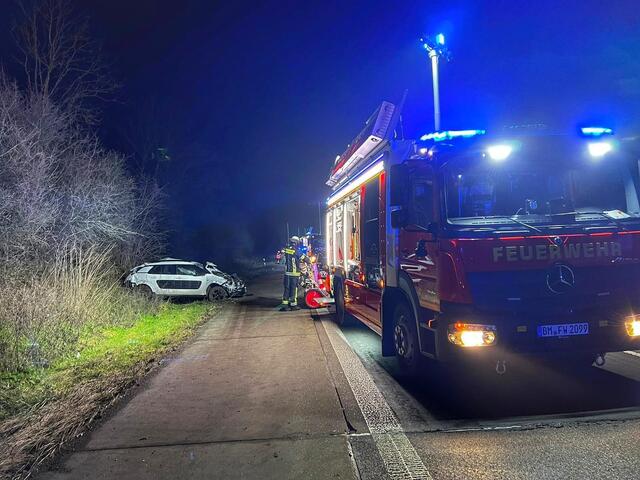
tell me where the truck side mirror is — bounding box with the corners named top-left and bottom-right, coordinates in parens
top-left (390, 164), bottom-right (409, 207)
top-left (390, 208), bottom-right (407, 229)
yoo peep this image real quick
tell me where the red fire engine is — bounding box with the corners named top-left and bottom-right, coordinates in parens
top-left (326, 103), bottom-right (640, 373)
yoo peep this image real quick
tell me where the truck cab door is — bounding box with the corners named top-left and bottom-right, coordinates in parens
top-left (399, 177), bottom-right (439, 312)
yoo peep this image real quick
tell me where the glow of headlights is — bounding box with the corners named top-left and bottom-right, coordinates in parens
top-left (487, 144), bottom-right (513, 161)
top-left (588, 141), bottom-right (613, 158)
top-left (460, 331), bottom-right (484, 347)
top-left (448, 323), bottom-right (497, 347)
top-left (625, 318), bottom-right (640, 337)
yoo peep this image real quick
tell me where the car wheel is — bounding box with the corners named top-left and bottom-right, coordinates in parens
top-left (207, 285), bottom-right (228, 302)
top-left (136, 284), bottom-right (153, 299)
top-left (393, 302), bottom-right (421, 376)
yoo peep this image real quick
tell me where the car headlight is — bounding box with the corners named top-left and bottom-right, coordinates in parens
top-left (448, 323), bottom-right (497, 347)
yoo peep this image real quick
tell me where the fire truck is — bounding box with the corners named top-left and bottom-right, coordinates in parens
top-left (326, 102), bottom-right (640, 373)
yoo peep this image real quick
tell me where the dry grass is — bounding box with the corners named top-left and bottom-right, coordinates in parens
top-left (0, 249), bottom-right (156, 375)
top-left (0, 300), bottom-right (212, 480)
top-left (0, 248), bottom-right (213, 480)
top-left (0, 372), bottom-right (140, 480)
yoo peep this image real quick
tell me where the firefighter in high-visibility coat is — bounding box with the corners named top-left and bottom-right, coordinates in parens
top-left (279, 236), bottom-right (301, 311)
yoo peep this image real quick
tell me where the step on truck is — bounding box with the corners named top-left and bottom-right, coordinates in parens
top-left (326, 102), bottom-right (640, 373)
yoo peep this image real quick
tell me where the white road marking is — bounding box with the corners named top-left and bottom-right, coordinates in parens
top-left (443, 425), bottom-right (523, 433)
top-left (624, 350), bottom-right (640, 358)
top-left (322, 319), bottom-right (432, 480)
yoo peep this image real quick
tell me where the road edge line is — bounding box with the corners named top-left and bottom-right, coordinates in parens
top-left (320, 318), bottom-right (433, 480)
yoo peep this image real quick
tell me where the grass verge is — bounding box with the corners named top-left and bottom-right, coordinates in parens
top-left (0, 301), bottom-right (214, 480)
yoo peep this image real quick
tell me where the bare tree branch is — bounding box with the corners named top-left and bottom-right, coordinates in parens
top-left (14, 0), bottom-right (119, 125)
top-left (0, 78), bottom-right (164, 270)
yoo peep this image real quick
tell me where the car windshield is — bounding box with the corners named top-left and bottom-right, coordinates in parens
top-left (444, 147), bottom-right (640, 228)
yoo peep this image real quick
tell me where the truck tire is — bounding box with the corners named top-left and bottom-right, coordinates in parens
top-left (207, 285), bottom-right (228, 302)
top-left (334, 279), bottom-right (350, 326)
top-left (393, 302), bottom-right (420, 376)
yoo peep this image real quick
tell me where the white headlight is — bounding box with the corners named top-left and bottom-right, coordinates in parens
top-left (487, 145), bottom-right (513, 161)
top-left (587, 141), bottom-right (613, 158)
top-left (448, 323), bottom-right (497, 347)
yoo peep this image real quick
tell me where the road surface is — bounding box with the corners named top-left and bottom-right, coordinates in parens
top-left (39, 272), bottom-right (640, 480)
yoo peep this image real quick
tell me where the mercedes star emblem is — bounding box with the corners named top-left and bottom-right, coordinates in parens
top-left (546, 263), bottom-right (575, 294)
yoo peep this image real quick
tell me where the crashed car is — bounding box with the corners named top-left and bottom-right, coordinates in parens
top-left (203, 262), bottom-right (246, 297)
top-left (124, 259), bottom-right (233, 301)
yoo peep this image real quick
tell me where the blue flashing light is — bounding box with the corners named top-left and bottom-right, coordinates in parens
top-left (420, 129), bottom-right (486, 142)
top-left (581, 127), bottom-right (613, 136)
top-left (436, 33), bottom-right (445, 46)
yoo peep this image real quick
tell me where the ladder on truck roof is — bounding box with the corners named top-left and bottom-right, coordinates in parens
top-left (327, 101), bottom-right (398, 190)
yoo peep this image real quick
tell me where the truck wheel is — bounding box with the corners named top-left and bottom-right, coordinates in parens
top-left (334, 280), bottom-right (350, 325)
top-left (393, 302), bottom-right (420, 376)
top-left (207, 285), bottom-right (228, 302)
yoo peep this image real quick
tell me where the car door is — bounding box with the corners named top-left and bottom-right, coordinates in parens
top-left (173, 264), bottom-right (207, 296)
top-left (147, 264), bottom-right (177, 295)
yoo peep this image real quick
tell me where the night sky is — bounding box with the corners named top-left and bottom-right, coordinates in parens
top-left (1, 0), bottom-right (639, 264)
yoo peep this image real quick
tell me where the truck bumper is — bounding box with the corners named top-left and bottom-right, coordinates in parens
top-left (431, 307), bottom-right (640, 364)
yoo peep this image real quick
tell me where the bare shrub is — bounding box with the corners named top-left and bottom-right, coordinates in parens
top-left (0, 248), bottom-right (158, 374)
top-left (0, 78), bottom-right (164, 375)
top-left (0, 79), bottom-right (163, 270)
top-left (0, 4), bottom-right (169, 477)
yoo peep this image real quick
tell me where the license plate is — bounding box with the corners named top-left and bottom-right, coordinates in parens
top-left (537, 322), bottom-right (589, 338)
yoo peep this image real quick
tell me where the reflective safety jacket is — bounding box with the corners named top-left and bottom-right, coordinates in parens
top-left (283, 247), bottom-right (301, 276)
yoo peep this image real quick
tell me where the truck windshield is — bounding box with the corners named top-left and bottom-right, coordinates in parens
top-left (444, 150), bottom-right (640, 228)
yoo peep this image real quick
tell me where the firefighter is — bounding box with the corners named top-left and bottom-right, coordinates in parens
top-left (279, 236), bottom-right (301, 311)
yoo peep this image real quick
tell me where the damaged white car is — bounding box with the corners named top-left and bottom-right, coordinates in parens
top-left (124, 259), bottom-right (239, 301)
top-left (202, 262), bottom-right (246, 297)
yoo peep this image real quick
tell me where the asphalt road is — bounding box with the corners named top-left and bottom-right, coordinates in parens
top-left (39, 272), bottom-right (640, 480)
